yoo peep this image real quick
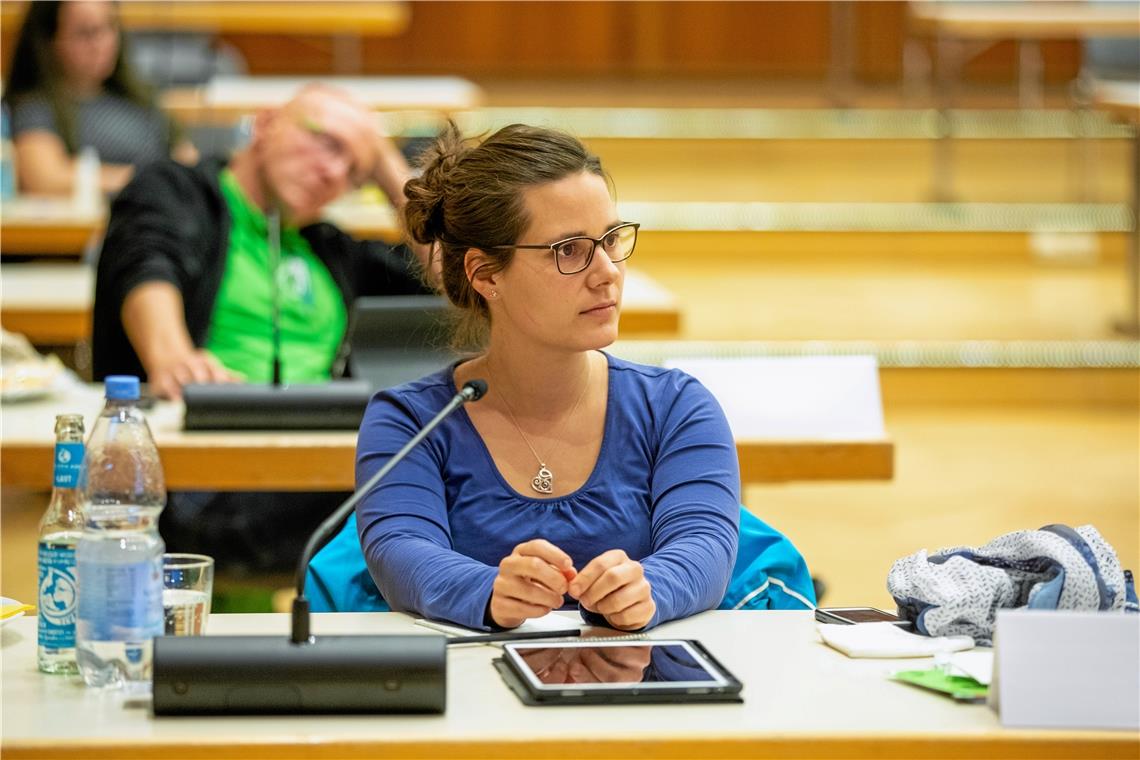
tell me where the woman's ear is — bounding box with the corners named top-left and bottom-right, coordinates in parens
top-left (464, 248), bottom-right (499, 301)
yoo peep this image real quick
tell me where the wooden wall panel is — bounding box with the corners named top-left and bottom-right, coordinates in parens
top-left (218, 1), bottom-right (1079, 82)
top-left (648, 2), bottom-right (832, 76)
top-left (2, 2), bottom-right (1083, 85)
top-left (857, 1), bottom-right (909, 81)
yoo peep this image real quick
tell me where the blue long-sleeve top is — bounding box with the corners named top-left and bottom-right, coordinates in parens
top-left (355, 352), bottom-right (741, 630)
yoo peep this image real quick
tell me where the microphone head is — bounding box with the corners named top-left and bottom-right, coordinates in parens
top-left (463, 379), bottom-right (488, 401)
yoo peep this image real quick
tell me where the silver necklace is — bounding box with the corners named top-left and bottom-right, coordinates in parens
top-left (496, 361), bottom-right (592, 495)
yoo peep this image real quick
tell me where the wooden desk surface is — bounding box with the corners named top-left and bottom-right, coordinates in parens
top-left (0, 196), bottom-right (404, 258)
top-left (0, 263), bottom-right (92, 343)
top-left (163, 76), bottom-right (483, 125)
top-left (0, 382), bottom-right (892, 490)
top-left (0, 1), bottom-right (410, 35)
top-left (1094, 81), bottom-right (1140, 127)
top-left (0, 197), bottom-right (106, 257)
top-left (0, 264), bottom-right (679, 342)
top-left (1, 611), bottom-right (1133, 760)
top-left (909, 1), bottom-right (1140, 39)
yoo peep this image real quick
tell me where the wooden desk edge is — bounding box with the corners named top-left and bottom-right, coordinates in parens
top-left (3, 731), bottom-right (1136, 760)
top-left (0, 2), bottom-right (410, 35)
top-left (0, 308), bottom-right (90, 344)
top-left (0, 224), bottom-right (102, 256)
top-left (0, 311), bottom-right (675, 345)
top-left (162, 96), bottom-right (481, 124)
top-left (0, 219), bottom-right (397, 255)
top-left (1094, 99), bottom-right (1140, 128)
top-left (618, 308), bottom-right (681, 335)
top-left (737, 438), bottom-right (895, 483)
top-left (908, 4), bottom-right (1140, 39)
top-left (2, 439), bottom-right (895, 491)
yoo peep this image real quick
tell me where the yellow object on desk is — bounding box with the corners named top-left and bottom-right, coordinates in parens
top-left (1, 602), bottom-right (35, 620)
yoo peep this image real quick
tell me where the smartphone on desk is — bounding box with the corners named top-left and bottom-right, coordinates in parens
top-left (815, 607), bottom-right (911, 628)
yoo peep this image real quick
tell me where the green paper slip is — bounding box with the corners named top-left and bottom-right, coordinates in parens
top-left (892, 668), bottom-right (989, 703)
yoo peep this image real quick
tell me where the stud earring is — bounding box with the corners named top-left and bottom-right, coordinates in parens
top-left (489, 290), bottom-right (498, 298)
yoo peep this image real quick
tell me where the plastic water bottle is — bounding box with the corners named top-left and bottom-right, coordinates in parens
top-left (1, 104), bottom-right (16, 200)
top-left (73, 145), bottom-right (100, 215)
top-left (76, 376), bottom-right (166, 689)
top-left (37, 414), bottom-right (86, 674)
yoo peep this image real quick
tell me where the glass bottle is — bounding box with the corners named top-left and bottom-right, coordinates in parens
top-left (37, 414), bottom-right (86, 674)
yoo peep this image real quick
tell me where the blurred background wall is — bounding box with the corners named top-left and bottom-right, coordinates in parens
top-left (0, 2), bottom-right (1084, 82)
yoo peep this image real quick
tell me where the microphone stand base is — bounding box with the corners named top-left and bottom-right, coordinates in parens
top-left (152, 634), bottom-right (446, 715)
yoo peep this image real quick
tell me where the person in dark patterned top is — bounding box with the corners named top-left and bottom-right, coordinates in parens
top-left (2, 1), bottom-right (197, 196)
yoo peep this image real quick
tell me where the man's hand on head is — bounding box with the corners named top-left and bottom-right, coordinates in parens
top-left (370, 117), bottom-right (413, 210)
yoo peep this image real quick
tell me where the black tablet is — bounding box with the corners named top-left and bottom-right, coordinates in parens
top-left (496, 639), bottom-right (743, 705)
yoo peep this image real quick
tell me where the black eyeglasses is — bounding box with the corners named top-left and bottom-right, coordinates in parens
top-left (491, 222), bottom-right (640, 275)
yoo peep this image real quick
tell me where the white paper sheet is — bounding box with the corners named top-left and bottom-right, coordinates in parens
top-left (663, 356), bottom-right (885, 439)
top-left (414, 611), bottom-right (585, 638)
top-left (947, 649), bottom-right (994, 685)
top-left (817, 622), bottom-right (974, 658)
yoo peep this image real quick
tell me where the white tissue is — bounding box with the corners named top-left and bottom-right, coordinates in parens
top-left (817, 622), bottom-right (975, 658)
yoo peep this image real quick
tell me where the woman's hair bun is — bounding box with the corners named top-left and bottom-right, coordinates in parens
top-left (403, 121), bottom-right (470, 245)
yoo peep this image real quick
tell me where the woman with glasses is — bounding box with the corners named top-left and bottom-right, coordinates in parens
top-left (3, 1), bottom-right (196, 196)
top-left (356, 123), bottom-right (740, 632)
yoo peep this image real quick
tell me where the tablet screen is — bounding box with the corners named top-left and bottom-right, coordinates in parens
top-left (503, 639), bottom-right (730, 691)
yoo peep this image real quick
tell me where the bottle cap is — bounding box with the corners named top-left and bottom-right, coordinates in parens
top-left (104, 375), bottom-right (140, 400)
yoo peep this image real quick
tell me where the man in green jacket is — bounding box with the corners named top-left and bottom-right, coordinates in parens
top-left (94, 83), bottom-right (434, 399)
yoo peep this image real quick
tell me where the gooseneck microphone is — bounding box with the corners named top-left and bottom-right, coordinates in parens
top-left (268, 207), bottom-right (283, 386)
top-left (290, 378), bottom-right (487, 643)
top-left (152, 379), bottom-right (488, 716)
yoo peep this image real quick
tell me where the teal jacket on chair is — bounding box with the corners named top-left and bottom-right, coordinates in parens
top-left (305, 506), bottom-right (815, 615)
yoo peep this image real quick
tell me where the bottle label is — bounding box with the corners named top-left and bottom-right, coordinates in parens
top-left (76, 555), bottom-right (163, 642)
top-left (37, 543), bottom-right (77, 650)
top-left (52, 442), bottom-right (84, 489)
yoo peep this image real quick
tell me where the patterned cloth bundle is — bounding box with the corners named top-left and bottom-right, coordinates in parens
top-left (887, 524), bottom-right (1138, 645)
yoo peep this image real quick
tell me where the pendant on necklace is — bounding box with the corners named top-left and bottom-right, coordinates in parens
top-left (531, 465), bottom-right (554, 495)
